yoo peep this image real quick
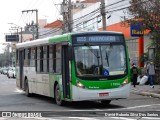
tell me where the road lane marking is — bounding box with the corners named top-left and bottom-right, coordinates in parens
top-left (68, 104), bottom-right (160, 111)
top-left (68, 117), bottom-right (99, 120)
top-left (0, 118), bottom-right (7, 120)
top-left (113, 104), bottom-right (160, 110)
top-left (109, 117), bottom-right (137, 120)
top-left (144, 117), bottom-right (160, 119)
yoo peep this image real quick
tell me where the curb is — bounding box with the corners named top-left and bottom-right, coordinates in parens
top-left (131, 90), bottom-right (160, 98)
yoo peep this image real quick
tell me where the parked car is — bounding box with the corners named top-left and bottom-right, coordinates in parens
top-left (0, 68), bottom-right (4, 74)
top-left (7, 67), bottom-right (16, 78)
top-left (3, 68), bottom-right (9, 75)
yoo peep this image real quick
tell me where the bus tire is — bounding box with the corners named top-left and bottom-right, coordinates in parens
top-left (101, 100), bottom-right (111, 105)
top-left (54, 84), bottom-right (65, 106)
top-left (25, 80), bottom-right (32, 97)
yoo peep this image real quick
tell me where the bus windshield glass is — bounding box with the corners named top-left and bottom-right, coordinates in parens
top-left (74, 44), bottom-right (127, 77)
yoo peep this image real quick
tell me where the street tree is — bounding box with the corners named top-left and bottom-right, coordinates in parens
top-left (0, 54), bottom-right (7, 67)
top-left (126, 0), bottom-right (160, 66)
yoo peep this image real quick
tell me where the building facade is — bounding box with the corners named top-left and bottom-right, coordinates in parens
top-left (72, 0), bottom-right (154, 66)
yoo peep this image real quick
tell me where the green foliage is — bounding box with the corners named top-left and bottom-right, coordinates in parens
top-left (137, 67), bottom-right (142, 75)
top-left (139, 52), bottom-right (149, 63)
top-left (128, 0), bottom-right (160, 67)
top-left (0, 54), bottom-right (6, 67)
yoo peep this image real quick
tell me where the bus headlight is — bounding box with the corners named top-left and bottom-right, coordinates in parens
top-left (76, 80), bottom-right (86, 89)
top-left (120, 78), bottom-right (128, 87)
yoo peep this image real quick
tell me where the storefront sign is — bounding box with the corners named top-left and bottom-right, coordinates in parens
top-left (130, 22), bottom-right (144, 37)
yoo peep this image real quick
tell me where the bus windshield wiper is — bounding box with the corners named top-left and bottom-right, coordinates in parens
top-left (105, 51), bottom-right (109, 67)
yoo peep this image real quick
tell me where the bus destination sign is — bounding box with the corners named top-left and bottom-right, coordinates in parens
top-left (73, 35), bottom-right (123, 44)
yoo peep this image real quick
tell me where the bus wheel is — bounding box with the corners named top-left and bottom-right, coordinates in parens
top-left (54, 84), bottom-right (64, 106)
top-left (101, 100), bottom-right (111, 105)
top-left (25, 80), bottom-right (31, 97)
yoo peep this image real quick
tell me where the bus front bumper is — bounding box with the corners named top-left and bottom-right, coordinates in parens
top-left (71, 84), bottom-right (130, 101)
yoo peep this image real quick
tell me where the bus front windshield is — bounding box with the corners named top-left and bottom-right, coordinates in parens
top-left (74, 44), bottom-right (127, 77)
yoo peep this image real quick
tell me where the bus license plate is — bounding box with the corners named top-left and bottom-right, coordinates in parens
top-left (99, 92), bottom-right (109, 97)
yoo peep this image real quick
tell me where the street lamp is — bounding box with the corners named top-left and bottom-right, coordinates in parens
top-left (8, 23), bottom-right (23, 43)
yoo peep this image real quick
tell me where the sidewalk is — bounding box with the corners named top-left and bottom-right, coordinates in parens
top-left (131, 85), bottom-right (160, 98)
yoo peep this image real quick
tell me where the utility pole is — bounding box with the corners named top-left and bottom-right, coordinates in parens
top-left (22, 9), bottom-right (39, 39)
top-left (20, 27), bottom-right (23, 42)
top-left (68, 0), bottom-right (72, 32)
top-left (62, 0), bottom-right (72, 33)
top-left (101, 0), bottom-right (106, 31)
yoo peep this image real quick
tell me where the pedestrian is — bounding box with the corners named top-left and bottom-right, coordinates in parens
top-left (131, 63), bottom-right (138, 88)
top-left (147, 59), bottom-right (156, 88)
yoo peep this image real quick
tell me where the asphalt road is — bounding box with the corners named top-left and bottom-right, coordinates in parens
top-left (0, 74), bottom-right (160, 120)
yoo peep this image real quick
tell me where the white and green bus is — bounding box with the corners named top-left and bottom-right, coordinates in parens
top-left (16, 31), bottom-right (130, 105)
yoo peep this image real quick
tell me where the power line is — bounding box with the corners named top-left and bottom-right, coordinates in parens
top-left (51, 0), bottom-right (61, 13)
top-left (39, 5), bottom-right (130, 36)
top-left (18, 0), bottom-right (128, 37)
top-left (39, 28), bottom-right (61, 36)
top-left (72, 0), bottom-right (129, 24)
top-left (33, 0), bottom-right (149, 37)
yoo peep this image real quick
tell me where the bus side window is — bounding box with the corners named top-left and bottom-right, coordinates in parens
top-left (55, 44), bottom-right (61, 73)
top-left (43, 46), bottom-right (47, 72)
top-left (40, 46), bottom-right (43, 72)
top-left (49, 45), bottom-right (54, 73)
top-left (28, 48), bottom-right (31, 66)
top-left (37, 47), bottom-right (41, 72)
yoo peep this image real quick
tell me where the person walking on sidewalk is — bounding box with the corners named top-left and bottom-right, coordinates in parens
top-left (147, 60), bottom-right (156, 88)
top-left (131, 63), bottom-right (138, 88)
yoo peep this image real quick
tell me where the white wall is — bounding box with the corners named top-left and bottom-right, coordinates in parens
top-left (73, 1), bottom-right (101, 31)
top-left (106, 0), bottom-right (130, 26)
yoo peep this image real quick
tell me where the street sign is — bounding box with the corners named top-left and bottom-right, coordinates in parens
top-left (130, 22), bottom-right (144, 37)
top-left (5, 35), bottom-right (19, 42)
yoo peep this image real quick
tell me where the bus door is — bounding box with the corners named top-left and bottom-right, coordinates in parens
top-left (62, 45), bottom-right (70, 99)
top-left (19, 50), bottom-right (24, 89)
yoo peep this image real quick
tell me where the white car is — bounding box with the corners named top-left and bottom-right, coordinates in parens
top-left (7, 67), bottom-right (16, 78)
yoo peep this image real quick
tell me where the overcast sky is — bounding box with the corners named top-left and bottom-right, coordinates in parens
top-left (0, 0), bottom-right (64, 53)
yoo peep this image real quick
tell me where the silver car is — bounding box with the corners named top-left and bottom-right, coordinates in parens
top-left (7, 67), bottom-right (16, 78)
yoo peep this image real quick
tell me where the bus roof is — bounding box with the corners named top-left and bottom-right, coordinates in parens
top-left (16, 31), bottom-right (124, 49)
top-left (16, 37), bottom-right (51, 49)
top-left (69, 31), bottom-right (123, 36)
